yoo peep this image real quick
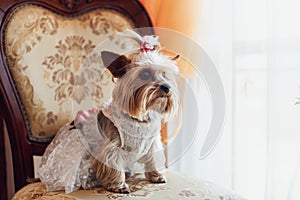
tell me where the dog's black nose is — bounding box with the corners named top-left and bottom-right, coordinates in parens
top-left (160, 84), bottom-right (171, 94)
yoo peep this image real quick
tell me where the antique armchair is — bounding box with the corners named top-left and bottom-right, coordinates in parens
top-left (0, 0), bottom-right (151, 198)
top-left (0, 1), bottom-right (244, 199)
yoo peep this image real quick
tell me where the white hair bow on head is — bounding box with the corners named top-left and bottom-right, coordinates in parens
top-left (114, 29), bottom-right (161, 52)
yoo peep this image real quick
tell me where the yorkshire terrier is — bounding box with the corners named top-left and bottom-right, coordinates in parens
top-left (38, 30), bottom-right (179, 194)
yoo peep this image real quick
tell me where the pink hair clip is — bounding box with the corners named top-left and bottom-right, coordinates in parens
top-left (140, 41), bottom-right (155, 52)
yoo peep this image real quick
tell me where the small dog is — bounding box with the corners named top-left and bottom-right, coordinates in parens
top-left (38, 30), bottom-right (179, 194)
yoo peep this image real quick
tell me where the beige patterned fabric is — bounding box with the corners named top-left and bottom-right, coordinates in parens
top-left (3, 5), bottom-right (134, 140)
top-left (12, 170), bottom-right (245, 200)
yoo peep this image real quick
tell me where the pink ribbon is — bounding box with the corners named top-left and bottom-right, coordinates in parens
top-left (140, 41), bottom-right (154, 52)
top-left (74, 107), bottom-right (97, 125)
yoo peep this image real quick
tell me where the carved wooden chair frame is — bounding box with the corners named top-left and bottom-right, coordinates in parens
top-left (0, 1), bottom-right (152, 199)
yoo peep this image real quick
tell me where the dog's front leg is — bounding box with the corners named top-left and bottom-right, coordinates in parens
top-left (145, 169), bottom-right (166, 183)
top-left (143, 144), bottom-right (167, 183)
top-left (94, 160), bottom-right (130, 193)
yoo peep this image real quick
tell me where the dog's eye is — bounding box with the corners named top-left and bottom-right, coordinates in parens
top-left (140, 69), bottom-right (152, 80)
top-left (162, 71), bottom-right (171, 79)
top-left (162, 72), bottom-right (167, 78)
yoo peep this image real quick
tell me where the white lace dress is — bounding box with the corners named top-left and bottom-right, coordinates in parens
top-left (38, 102), bottom-right (165, 194)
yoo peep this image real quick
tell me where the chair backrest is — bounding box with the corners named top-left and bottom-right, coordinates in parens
top-left (0, 1), bottom-right (152, 199)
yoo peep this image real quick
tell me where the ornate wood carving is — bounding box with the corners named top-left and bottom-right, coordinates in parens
top-left (59, 0), bottom-right (93, 10)
top-left (0, 108), bottom-right (7, 200)
top-left (0, 0), bottom-right (152, 197)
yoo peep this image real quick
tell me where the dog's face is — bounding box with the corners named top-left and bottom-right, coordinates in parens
top-left (101, 51), bottom-right (179, 121)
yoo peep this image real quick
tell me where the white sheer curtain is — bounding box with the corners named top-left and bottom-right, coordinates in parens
top-left (167, 0), bottom-right (233, 190)
top-left (233, 0), bottom-right (300, 199)
top-left (167, 0), bottom-right (300, 199)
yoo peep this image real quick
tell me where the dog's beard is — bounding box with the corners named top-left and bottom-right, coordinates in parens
top-left (147, 90), bottom-right (175, 114)
top-left (128, 84), bottom-right (178, 121)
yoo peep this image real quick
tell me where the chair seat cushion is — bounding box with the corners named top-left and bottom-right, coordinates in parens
top-left (12, 170), bottom-right (245, 200)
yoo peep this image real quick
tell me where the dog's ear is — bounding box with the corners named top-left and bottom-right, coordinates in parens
top-left (172, 54), bottom-right (180, 61)
top-left (101, 51), bottom-right (131, 78)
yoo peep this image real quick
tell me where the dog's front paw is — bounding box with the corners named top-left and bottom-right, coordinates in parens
top-left (151, 175), bottom-right (166, 183)
top-left (106, 182), bottom-right (131, 193)
top-left (125, 171), bottom-right (134, 179)
top-left (145, 171), bottom-right (167, 183)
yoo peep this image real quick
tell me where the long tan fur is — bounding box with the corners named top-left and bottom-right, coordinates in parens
top-left (93, 38), bottom-right (179, 193)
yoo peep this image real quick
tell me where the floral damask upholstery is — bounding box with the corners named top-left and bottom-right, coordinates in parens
top-left (12, 170), bottom-right (245, 200)
top-left (3, 5), bottom-right (134, 140)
